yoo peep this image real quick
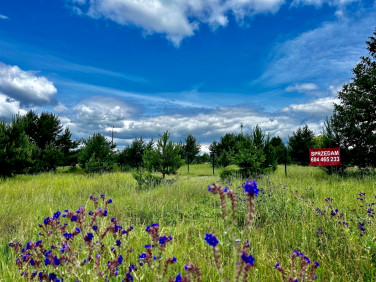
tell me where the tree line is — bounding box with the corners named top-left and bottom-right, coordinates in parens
top-left (1, 28), bottom-right (375, 178)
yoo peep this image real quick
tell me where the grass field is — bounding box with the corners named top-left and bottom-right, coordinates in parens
top-left (0, 164), bottom-right (375, 281)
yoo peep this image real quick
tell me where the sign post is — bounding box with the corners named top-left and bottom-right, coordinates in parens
top-left (309, 147), bottom-right (341, 166)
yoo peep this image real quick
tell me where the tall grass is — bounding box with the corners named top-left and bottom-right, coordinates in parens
top-left (1, 164), bottom-right (375, 281)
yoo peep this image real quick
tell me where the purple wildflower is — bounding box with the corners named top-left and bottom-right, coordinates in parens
top-left (244, 181), bottom-right (259, 196)
top-left (204, 233), bottom-right (219, 247)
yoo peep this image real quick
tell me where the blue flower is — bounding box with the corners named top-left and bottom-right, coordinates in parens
top-left (314, 261), bottom-right (319, 267)
top-left (53, 256), bottom-right (61, 266)
top-left (103, 210), bottom-right (108, 217)
top-left (108, 199), bottom-right (113, 204)
top-left (116, 240), bottom-right (121, 246)
top-left (224, 186), bottom-right (229, 192)
top-left (138, 253), bottom-right (147, 260)
top-left (63, 233), bottom-right (73, 240)
top-left (44, 217), bottom-right (50, 225)
top-left (84, 233), bottom-right (94, 242)
top-left (75, 227), bottom-right (81, 234)
top-left (101, 194), bottom-right (105, 199)
top-left (159, 236), bottom-right (169, 245)
top-left (36, 240), bottom-right (42, 246)
top-left (93, 225), bottom-right (98, 231)
top-left (118, 255), bottom-right (123, 265)
top-left (175, 273), bottom-right (182, 282)
top-left (29, 259), bottom-right (35, 266)
top-left (49, 273), bottom-right (57, 280)
top-left (172, 257), bottom-right (177, 262)
top-left (71, 215), bottom-right (78, 222)
top-left (53, 211), bottom-right (61, 219)
top-left (126, 273), bottom-right (134, 281)
top-left (274, 263), bottom-right (280, 269)
top-left (241, 253), bottom-right (255, 265)
top-left (204, 233), bottom-right (219, 247)
top-left (244, 181), bottom-right (259, 195)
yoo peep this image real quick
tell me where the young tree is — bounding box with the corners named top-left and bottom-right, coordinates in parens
top-left (184, 134), bottom-right (201, 164)
top-left (233, 134), bottom-right (266, 177)
top-left (332, 28), bottom-right (376, 168)
top-left (0, 116), bottom-right (35, 177)
top-left (78, 133), bottom-right (114, 173)
top-left (288, 125), bottom-right (315, 165)
top-left (143, 131), bottom-right (181, 179)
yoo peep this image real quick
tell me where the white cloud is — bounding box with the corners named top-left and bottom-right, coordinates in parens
top-left (0, 94), bottom-right (27, 118)
top-left (0, 14), bottom-right (8, 20)
top-left (53, 103), bottom-right (68, 113)
top-left (286, 83), bottom-right (319, 92)
top-left (72, 96), bottom-right (140, 134)
top-left (71, 0), bottom-right (285, 46)
top-left (0, 62), bottom-right (57, 105)
top-left (281, 96), bottom-right (339, 120)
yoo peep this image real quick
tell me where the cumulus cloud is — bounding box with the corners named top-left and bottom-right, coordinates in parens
top-left (281, 96), bottom-right (339, 120)
top-left (0, 62), bottom-right (57, 105)
top-left (72, 96), bottom-right (140, 135)
top-left (0, 94), bottom-right (27, 118)
top-left (286, 83), bottom-right (319, 92)
top-left (69, 0), bottom-right (285, 46)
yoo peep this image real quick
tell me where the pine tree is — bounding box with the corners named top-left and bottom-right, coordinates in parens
top-left (332, 28), bottom-right (376, 168)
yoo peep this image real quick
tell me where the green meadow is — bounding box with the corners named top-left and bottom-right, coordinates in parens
top-left (1, 165), bottom-right (375, 281)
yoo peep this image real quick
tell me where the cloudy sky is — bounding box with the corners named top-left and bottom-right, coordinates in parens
top-left (0, 0), bottom-right (375, 152)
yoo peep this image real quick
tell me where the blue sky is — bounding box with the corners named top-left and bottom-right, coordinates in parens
top-left (0, 0), bottom-right (375, 152)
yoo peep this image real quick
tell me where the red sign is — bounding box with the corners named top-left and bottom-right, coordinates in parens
top-left (310, 147), bottom-right (341, 166)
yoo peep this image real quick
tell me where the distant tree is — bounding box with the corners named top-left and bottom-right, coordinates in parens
top-left (21, 110), bottom-right (78, 171)
top-left (0, 116), bottom-right (35, 177)
top-left (78, 133), bottom-right (114, 173)
top-left (23, 111), bottom-right (63, 150)
top-left (332, 28), bottom-right (376, 168)
top-left (56, 127), bottom-right (79, 166)
top-left (194, 153), bottom-right (211, 164)
top-left (270, 136), bottom-right (287, 164)
top-left (288, 125), bottom-right (315, 166)
top-left (184, 134), bottom-right (201, 164)
top-left (118, 137), bottom-right (146, 169)
top-left (143, 131), bottom-right (181, 179)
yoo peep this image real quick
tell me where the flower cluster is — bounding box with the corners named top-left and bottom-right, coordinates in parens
top-left (9, 195), bottom-right (180, 281)
top-left (275, 250), bottom-right (319, 281)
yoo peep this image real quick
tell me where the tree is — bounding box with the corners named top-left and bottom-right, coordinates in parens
top-left (78, 133), bottom-right (114, 173)
top-left (270, 136), bottom-right (287, 164)
top-left (143, 131), bottom-right (181, 179)
top-left (332, 28), bottom-right (376, 168)
top-left (288, 125), bottom-right (315, 165)
top-left (118, 137), bottom-right (146, 169)
top-left (21, 110), bottom-right (78, 171)
top-left (0, 116), bottom-right (35, 177)
top-left (184, 134), bottom-right (201, 164)
top-left (233, 134), bottom-right (266, 177)
top-left (56, 127), bottom-right (79, 166)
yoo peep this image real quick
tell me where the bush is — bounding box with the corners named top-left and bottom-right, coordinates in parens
top-left (132, 168), bottom-right (162, 189)
top-left (219, 166), bottom-right (239, 180)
